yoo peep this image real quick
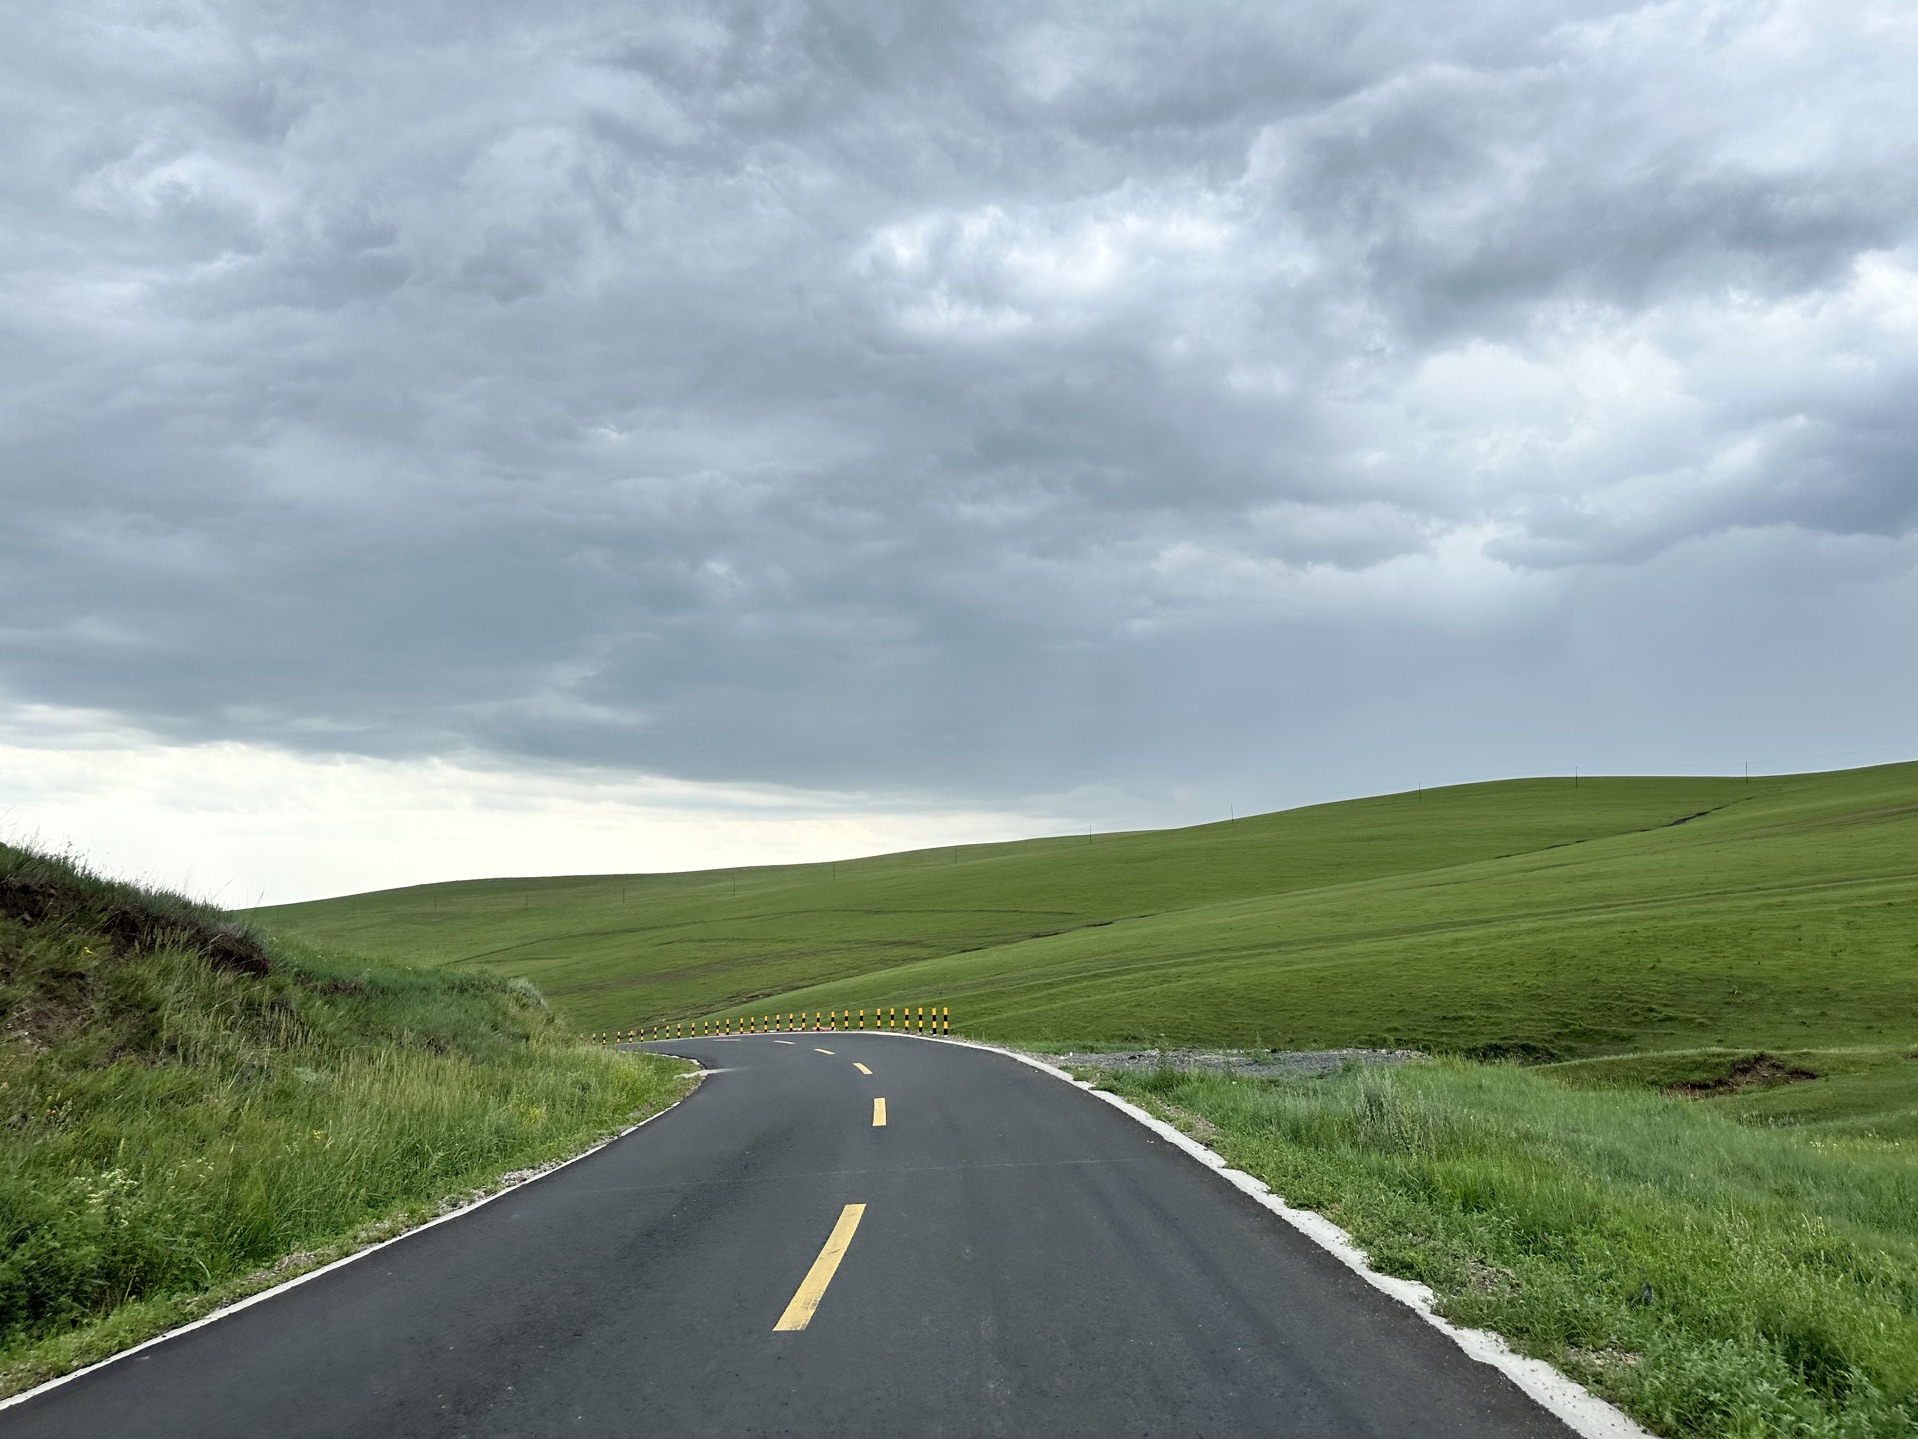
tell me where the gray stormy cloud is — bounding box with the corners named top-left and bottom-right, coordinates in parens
top-left (3, 0), bottom-right (1916, 812)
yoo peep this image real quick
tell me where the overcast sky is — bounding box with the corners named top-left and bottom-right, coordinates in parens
top-left (4, 1), bottom-right (1916, 901)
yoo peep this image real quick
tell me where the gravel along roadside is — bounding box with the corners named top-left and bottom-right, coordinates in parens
top-left (1037, 1047), bottom-right (1425, 1079)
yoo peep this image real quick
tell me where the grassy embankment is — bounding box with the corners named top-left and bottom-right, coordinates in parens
top-left (258, 761), bottom-right (1918, 1438)
top-left (0, 844), bottom-right (688, 1396)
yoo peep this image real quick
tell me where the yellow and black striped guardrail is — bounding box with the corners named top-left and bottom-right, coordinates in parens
top-left (591, 1006), bottom-right (950, 1045)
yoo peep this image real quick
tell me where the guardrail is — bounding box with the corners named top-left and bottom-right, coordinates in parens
top-left (592, 1006), bottom-right (950, 1045)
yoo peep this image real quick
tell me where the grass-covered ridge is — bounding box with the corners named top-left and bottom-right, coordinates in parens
top-left (1092, 1059), bottom-right (1918, 1438)
top-left (255, 762), bottom-right (1918, 1064)
top-left (0, 843), bottom-right (688, 1395)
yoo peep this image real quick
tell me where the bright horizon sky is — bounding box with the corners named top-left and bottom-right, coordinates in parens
top-left (4, 1), bottom-right (1915, 904)
top-left (6, 709), bottom-right (1909, 906)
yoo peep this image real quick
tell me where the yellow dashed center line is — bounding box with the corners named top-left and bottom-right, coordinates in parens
top-left (872, 1097), bottom-right (887, 1127)
top-left (853, 1062), bottom-right (872, 1075)
top-left (814, 1047), bottom-right (834, 1055)
top-left (773, 1203), bottom-right (866, 1332)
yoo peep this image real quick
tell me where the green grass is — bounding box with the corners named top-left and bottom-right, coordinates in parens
top-left (1093, 1059), bottom-right (1918, 1438)
top-left (254, 763), bottom-right (1918, 1063)
top-left (0, 844), bottom-right (689, 1395)
top-left (1545, 1048), bottom-right (1918, 1144)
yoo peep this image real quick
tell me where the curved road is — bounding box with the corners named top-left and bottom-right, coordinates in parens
top-left (6, 1034), bottom-right (1575, 1437)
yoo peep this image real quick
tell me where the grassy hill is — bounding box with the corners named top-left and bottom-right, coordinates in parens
top-left (0, 844), bottom-right (686, 1394)
top-left (254, 763), bottom-right (1918, 1061)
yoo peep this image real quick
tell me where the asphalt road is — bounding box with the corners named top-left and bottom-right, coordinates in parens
top-left (6, 1033), bottom-right (1577, 1437)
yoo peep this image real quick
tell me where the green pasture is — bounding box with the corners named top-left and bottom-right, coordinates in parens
top-left (254, 762), bottom-right (1918, 1065)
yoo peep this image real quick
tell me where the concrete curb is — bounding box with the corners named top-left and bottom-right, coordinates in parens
top-left (0, 1063), bottom-right (705, 1414)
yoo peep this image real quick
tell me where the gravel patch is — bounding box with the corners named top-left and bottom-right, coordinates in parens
top-left (1036, 1047), bottom-right (1425, 1079)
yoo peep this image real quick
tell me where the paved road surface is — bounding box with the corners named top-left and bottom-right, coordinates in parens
top-left (5, 1034), bottom-right (1576, 1437)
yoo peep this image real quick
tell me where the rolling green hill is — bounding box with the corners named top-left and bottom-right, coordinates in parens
top-left (252, 762), bottom-right (1918, 1062)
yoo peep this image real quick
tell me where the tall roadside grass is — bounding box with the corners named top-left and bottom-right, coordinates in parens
top-left (1095, 1060), bottom-right (1918, 1439)
top-left (0, 844), bottom-right (690, 1394)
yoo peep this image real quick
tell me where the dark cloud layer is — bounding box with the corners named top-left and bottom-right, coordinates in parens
top-left (4, 0), bottom-right (1916, 809)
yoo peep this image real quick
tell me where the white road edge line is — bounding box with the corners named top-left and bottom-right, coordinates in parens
top-left (0, 1062), bottom-right (709, 1415)
top-left (869, 1031), bottom-right (1653, 1439)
